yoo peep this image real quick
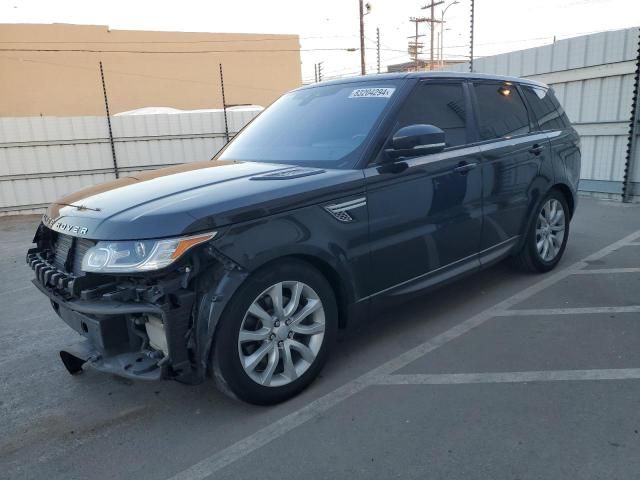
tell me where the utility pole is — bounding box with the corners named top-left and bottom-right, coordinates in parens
top-left (376, 27), bottom-right (381, 73)
top-left (408, 17), bottom-right (427, 71)
top-left (359, 0), bottom-right (366, 75)
top-left (421, 1), bottom-right (444, 70)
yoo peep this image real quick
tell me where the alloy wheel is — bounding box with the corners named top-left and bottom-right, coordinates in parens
top-left (535, 198), bottom-right (566, 262)
top-left (237, 281), bottom-right (326, 387)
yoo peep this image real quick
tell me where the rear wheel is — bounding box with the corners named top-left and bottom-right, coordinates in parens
top-left (509, 190), bottom-right (570, 273)
top-left (211, 260), bottom-right (337, 405)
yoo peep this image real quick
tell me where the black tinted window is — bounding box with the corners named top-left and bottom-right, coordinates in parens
top-left (474, 83), bottom-right (530, 140)
top-left (521, 85), bottom-right (565, 131)
top-left (395, 82), bottom-right (468, 147)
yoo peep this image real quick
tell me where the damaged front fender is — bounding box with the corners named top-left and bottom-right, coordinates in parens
top-left (191, 249), bottom-right (249, 380)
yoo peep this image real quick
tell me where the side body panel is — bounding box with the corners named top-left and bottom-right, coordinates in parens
top-left (478, 132), bottom-right (555, 252)
top-left (212, 171), bottom-right (370, 304)
top-left (363, 146), bottom-right (484, 297)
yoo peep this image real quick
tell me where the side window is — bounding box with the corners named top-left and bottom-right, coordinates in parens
top-left (473, 83), bottom-right (530, 140)
top-left (395, 82), bottom-right (468, 148)
top-left (521, 85), bottom-right (565, 131)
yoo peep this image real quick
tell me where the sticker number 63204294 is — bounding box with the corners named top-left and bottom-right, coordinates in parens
top-left (348, 87), bottom-right (395, 98)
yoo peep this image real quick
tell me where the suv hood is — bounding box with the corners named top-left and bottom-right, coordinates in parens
top-left (43, 160), bottom-right (364, 240)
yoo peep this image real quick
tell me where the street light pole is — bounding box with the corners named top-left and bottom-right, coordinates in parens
top-left (440, 1), bottom-right (459, 67)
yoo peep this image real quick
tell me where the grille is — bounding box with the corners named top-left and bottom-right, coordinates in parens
top-left (50, 232), bottom-right (95, 274)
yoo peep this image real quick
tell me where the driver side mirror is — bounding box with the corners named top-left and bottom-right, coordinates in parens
top-left (385, 124), bottom-right (446, 159)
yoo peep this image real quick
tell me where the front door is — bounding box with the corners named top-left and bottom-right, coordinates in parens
top-left (364, 81), bottom-right (484, 298)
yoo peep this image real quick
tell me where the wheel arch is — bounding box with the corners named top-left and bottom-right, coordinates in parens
top-left (515, 181), bottom-right (575, 254)
top-left (550, 182), bottom-right (576, 219)
top-left (252, 253), bottom-right (353, 329)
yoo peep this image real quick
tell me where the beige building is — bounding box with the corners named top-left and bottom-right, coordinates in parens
top-left (0, 23), bottom-right (302, 116)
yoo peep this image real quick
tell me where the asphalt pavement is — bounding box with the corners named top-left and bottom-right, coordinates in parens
top-left (1, 196), bottom-right (640, 480)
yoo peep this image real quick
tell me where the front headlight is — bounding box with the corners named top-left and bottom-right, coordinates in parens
top-left (81, 232), bottom-right (216, 273)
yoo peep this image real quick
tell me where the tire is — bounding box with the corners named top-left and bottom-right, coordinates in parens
top-left (211, 259), bottom-right (338, 405)
top-left (509, 189), bottom-right (570, 273)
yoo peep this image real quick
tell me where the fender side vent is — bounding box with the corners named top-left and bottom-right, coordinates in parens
top-left (324, 197), bottom-right (367, 223)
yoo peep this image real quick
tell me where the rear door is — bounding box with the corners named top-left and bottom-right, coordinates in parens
top-left (520, 84), bottom-right (581, 194)
top-left (471, 81), bottom-right (554, 263)
top-left (364, 80), bottom-right (484, 297)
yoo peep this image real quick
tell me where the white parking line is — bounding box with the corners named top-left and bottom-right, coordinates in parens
top-left (496, 306), bottom-right (640, 316)
top-left (573, 268), bottom-right (640, 274)
top-left (167, 229), bottom-right (640, 480)
top-left (374, 369), bottom-right (640, 385)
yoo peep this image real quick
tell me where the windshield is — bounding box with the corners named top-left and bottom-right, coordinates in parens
top-left (217, 80), bottom-right (403, 168)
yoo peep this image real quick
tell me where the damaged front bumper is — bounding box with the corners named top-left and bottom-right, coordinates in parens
top-left (27, 247), bottom-right (197, 383)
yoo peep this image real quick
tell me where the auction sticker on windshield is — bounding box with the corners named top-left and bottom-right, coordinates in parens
top-left (349, 87), bottom-right (395, 98)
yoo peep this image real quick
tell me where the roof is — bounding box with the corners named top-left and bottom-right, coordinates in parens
top-left (300, 71), bottom-right (548, 90)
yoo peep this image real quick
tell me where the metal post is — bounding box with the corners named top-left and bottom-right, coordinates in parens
top-left (314, 63), bottom-right (318, 83)
top-left (219, 63), bottom-right (229, 144)
top-left (429, 1), bottom-right (435, 70)
top-left (441, 11), bottom-right (445, 66)
top-left (622, 29), bottom-right (640, 202)
top-left (469, 0), bottom-right (475, 72)
top-left (376, 27), bottom-right (381, 74)
top-left (318, 62), bottom-right (323, 81)
top-left (414, 20), bottom-right (419, 71)
top-left (99, 61), bottom-right (119, 179)
top-left (359, 0), bottom-right (366, 75)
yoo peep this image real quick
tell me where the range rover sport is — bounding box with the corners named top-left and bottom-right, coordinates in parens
top-left (27, 72), bottom-right (581, 404)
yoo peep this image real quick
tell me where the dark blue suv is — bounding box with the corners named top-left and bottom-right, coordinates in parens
top-left (28, 72), bottom-right (580, 404)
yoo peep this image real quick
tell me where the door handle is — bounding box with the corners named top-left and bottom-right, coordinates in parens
top-left (529, 144), bottom-right (543, 156)
top-left (453, 162), bottom-right (478, 174)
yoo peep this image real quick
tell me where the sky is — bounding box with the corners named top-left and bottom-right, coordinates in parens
top-left (1, 0), bottom-right (638, 83)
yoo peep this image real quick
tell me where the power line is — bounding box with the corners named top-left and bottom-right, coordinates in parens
top-left (0, 47), bottom-right (358, 54)
top-left (0, 33), bottom-right (361, 45)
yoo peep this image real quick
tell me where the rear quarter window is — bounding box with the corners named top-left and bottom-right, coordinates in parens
top-left (521, 85), bottom-right (567, 131)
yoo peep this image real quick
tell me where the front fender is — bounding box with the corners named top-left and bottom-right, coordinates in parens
top-left (193, 261), bottom-right (249, 379)
top-left (213, 204), bottom-right (370, 304)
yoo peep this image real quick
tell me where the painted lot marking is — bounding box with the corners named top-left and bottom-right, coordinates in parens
top-left (167, 229), bottom-right (640, 480)
top-left (573, 267), bottom-right (640, 274)
top-left (375, 369), bottom-right (640, 385)
top-left (496, 306), bottom-right (640, 316)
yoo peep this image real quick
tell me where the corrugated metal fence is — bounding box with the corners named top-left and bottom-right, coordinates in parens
top-left (3, 28), bottom-right (640, 215)
top-left (445, 27), bottom-right (640, 200)
top-left (0, 109), bottom-right (260, 215)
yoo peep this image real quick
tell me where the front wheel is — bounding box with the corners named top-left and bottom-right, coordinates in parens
top-left (211, 260), bottom-right (337, 405)
top-left (509, 190), bottom-right (570, 273)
